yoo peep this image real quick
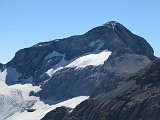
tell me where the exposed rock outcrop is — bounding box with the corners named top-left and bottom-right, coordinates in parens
top-left (41, 107), bottom-right (72, 120)
top-left (45, 59), bottom-right (160, 120)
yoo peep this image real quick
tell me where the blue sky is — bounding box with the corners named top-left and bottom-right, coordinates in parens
top-left (0, 0), bottom-right (159, 63)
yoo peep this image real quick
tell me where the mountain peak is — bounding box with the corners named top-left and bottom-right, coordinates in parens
top-left (0, 21), bottom-right (158, 119)
top-left (7, 21), bottom-right (155, 80)
top-left (102, 21), bottom-right (120, 29)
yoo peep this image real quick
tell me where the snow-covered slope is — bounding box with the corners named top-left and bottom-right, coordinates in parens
top-left (0, 44), bottom-right (110, 120)
top-left (66, 50), bottom-right (111, 68)
top-left (46, 50), bottom-right (111, 77)
top-left (0, 69), bottom-right (88, 120)
top-left (7, 96), bottom-right (88, 120)
top-left (0, 69), bottom-right (39, 119)
top-left (0, 48), bottom-right (110, 119)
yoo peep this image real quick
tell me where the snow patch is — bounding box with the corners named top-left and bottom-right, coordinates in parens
top-left (67, 50), bottom-right (111, 68)
top-left (0, 69), bottom-right (40, 98)
top-left (0, 69), bottom-right (41, 120)
top-left (88, 39), bottom-right (104, 51)
top-left (45, 55), bottom-right (67, 77)
top-left (46, 50), bottom-right (111, 77)
top-left (95, 41), bottom-right (104, 51)
top-left (45, 50), bottom-right (63, 59)
top-left (6, 96), bottom-right (89, 120)
top-left (89, 39), bottom-right (101, 47)
top-left (0, 69), bottom-right (88, 120)
top-left (103, 21), bottom-right (118, 29)
top-left (46, 48), bottom-right (111, 77)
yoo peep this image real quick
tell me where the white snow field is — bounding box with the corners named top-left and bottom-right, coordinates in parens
top-left (7, 96), bottom-right (88, 120)
top-left (46, 49), bottom-right (111, 77)
top-left (67, 50), bottom-right (111, 68)
top-left (0, 69), bottom-right (89, 120)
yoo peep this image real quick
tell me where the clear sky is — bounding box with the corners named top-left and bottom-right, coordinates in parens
top-left (0, 0), bottom-right (159, 63)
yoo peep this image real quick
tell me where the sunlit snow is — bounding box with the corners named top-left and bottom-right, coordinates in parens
top-left (7, 96), bottom-right (88, 120)
top-left (45, 40), bottom-right (112, 77)
top-left (45, 50), bottom-right (63, 60)
top-left (46, 50), bottom-right (111, 77)
top-left (0, 69), bottom-right (88, 120)
top-left (67, 50), bottom-right (111, 68)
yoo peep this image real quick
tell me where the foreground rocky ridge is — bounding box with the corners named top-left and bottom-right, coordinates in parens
top-left (42, 59), bottom-right (160, 120)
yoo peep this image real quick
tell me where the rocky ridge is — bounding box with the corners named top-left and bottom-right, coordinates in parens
top-left (42, 59), bottom-right (160, 120)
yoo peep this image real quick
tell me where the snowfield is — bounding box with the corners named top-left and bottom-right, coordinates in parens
top-left (0, 69), bottom-right (89, 120)
top-left (67, 50), bottom-right (111, 68)
top-left (0, 69), bottom-right (40, 120)
top-left (7, 96), bottom-right (89, 120)
top-left (46, 49), bottom-right (111, 77)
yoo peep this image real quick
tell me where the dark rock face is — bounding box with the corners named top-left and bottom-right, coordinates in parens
top-left (64, 89), bottom-right (160, 120)
top-left (26, 108), bottom-right (36, 112)
top-left (5, 21), bottom-right (156, 102)
top-left (39, 54), bottom-right (151, 102)
top-left (47, 59), bottom-right (160, 120)
top-left (41, 106), bottom-right (72, 120)
top-left (135, 59), bottom-right (160, 88)
top-left (7, 44), bottom-right (55, 80)
top-left (0, 63), bottom-right (3, 70)
top-left (0, 63), bottom-right (5, 72)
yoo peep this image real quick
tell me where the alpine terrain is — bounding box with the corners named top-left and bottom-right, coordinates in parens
top-left (0, 21), bottom-right (158, 120)
top-left (42, 58), bottom-right (160, 120)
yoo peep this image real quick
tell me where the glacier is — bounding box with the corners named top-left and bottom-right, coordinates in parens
top-left (0, 69), bottom-right (88, 120)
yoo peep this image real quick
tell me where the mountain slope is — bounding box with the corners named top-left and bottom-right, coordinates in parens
top-left (7, 21), bottom-right (154, 83)
top-left (4, 21), bottom-right (155, 103)
top-left (42, 59), bottom-right (160, 120)
top-left (0, 21), bottom-right (157, 119)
